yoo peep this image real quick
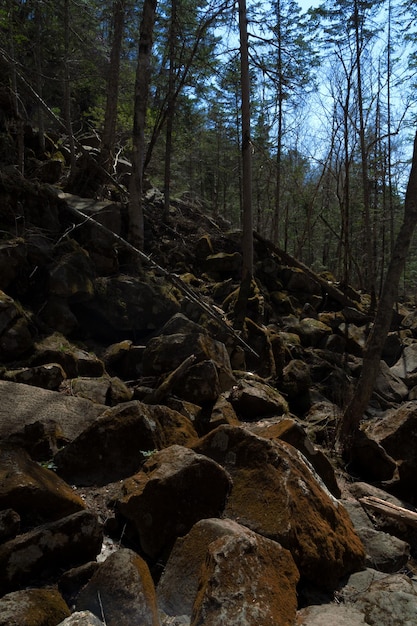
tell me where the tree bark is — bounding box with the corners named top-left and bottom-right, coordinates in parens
top-left (234, 0), bottom-right (254, 329)
top-left (101, 0), bottom-right (126, 174)
top-left (337, 131), bottom-right (417, 460)
top-left (129, 0), bottom-right (157, 249)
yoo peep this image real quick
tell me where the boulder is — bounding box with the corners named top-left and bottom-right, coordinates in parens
top-left (364, 402), bottom-right (417, 501)
top-left (75, 548), bottom-right (160, 626)
top-left (40, 296), bottom-right (79, 335)
top-left (57, 612), bottom-right (104, 626)
top-left (0, 238), bottom-right (26, 291)
top-left (190, 530), bottom-right (299, 626)
top-left (54, 401), bottom-right (199, 486)
top-left (0, 588), bottom-right (70, 625)
top-left (0, 509), bottom-right (20, 542)
top-left (341, 568), bottom-right (417, 626)
top-left (0, 443), bottom-right (85, 527)
top-left (0, 510), bottom-right (102, 594)
top-left (0, 291), bottom-right (33, 360)
top-left (247, 416), bottom-right (341, 497)
top-left (172, 359), bottom-right (222, 404)
top-left (193, 425), bottom-right (365, 589)
top-left (296, 603), bottom-right (367, 625)
top-left (285, 317), bottom-right (331, 348)
top-left (30, 333), bottom-right (105, 378)
top-left (204, 251), bottom-right (242, 278)
top-left (142, 332), bottom-right (233, 384)
top-left (228, 378), bottom-right (288, 420)
top-left (157, 517), bottom-right (299, 622)
top-left (0, 380), bottom-right (105, 442)
top-left (103, 340), bottom-right (145, 379)
top-left (390, 343), bottom-right (417, 382)
top-left (116, 445), bottom-right (232, 560)
top-left (349, 430), bottom-right (397, 482)
top-left (373, 360), bottom-right (409, 406)
top-left (48, 240), bottom-right (95, 301)
top-left (67, 375), bottom-right (133, 405)
top-left (75, 274), bottom-right (180, 341)
top-left (2, 363), bottom-right (66, 390)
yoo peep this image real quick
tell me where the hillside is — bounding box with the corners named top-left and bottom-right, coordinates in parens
top-left (2, 138), bottom-right (417, 625)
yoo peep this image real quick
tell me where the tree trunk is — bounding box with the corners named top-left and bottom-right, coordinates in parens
top-left (234, 0), bottom-right (253, 329)
top-left (101, 0), bottom-right (126, 174)
top-left (337, 131), bottom-right (417, 460)
top-left (128, 0), bottom-right (158, 249)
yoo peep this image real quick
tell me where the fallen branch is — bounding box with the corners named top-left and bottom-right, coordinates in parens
top-left (359, 496), bottom-right (417, 530)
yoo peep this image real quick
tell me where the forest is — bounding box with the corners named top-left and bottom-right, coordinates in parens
top-left (1, 0), bottom-right (417, 298)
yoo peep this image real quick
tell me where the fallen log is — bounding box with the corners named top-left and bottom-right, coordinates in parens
top-left (359, 496), bottom-right (417, 530)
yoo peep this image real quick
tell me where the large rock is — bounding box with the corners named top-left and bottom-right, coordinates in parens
top-left (0, 380), bottom-right (105, 442)
top-left (48, 239), bottom-right (95, 301)
top-left (228, 378), bottom-right (288, 420)
top-left (296, 603), bottom-right (367, 625)
top-left (54, 401), bottom-right (198, 486)
top-left (75, 548), bottom-right (160, 626)
top-left (0, 510), bottom-right (102, 594)
top-left (390, 343), bottom-right (417, 382)
top-left (341, 568), bottom-right (417, 626)
top-left (0, 588), bottom-right (70, 625)
top-left (193, 425), bottom-right (365, 589)
top-left (2, 363), bottom-right (66, 391)
top-left (142, 332), bottom-right (234, 390)
top-left (75, 275), bottom-right (180, 341)
top-left (0, 290), bottom-right (33, 360)
top-left (116, 445), bottom-right (232, 560)
top-left (373, 360), bottom-right (409, 406)
top-left (364, 402), bottom-right (417, 501)
top-left (190, 530), bottom-right (299, 626)
top-left (0, 443), bottom-right (85, 527)
top-left (247, 416), bottom-right (341, 497)
top-left (57, 612), bottom-right (104, 626)
top-left (157, 517), bottom-right (299, 622)
top-left (0, 238), bottom-right (27, 291)
top-left (30, 333), bottom-right (105, 378)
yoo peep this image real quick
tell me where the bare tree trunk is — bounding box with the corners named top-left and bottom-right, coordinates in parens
top-left (163, 0), bottom-right (177, 218)
top-left (63, 0), bottom-right (77, 182)
top-left (234, 0), bottom-right (253, 329)
top-left (337, 131), bottom-right (417, 460)
top-left (128, 0), bottom-right (157, 249)
top-left (101, 0), bottom-right (126, 174)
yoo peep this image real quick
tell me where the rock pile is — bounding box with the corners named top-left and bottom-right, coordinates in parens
top-left (2, 170), bottom-right (417, 625)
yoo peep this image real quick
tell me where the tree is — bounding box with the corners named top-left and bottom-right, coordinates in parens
top-left (234, 0), bottom-right (253, 329)
top-left (129, 0), bottom-right (158, 250)
top-left (100, 0), bottom-right (128, 175)
top-left (337, 130), bottom-right (417, 460)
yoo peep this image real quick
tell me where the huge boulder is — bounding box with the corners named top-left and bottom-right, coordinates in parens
top-left (75, 548), bottom-right (160, 626)
top-left (116, 445), bottom-right (232, 560)
top-left (0, 510), bottom-right (102, 594)
top-left (157, 517), bottom-right (299, 624)
top-left (190, 529), bottom-right (299, 626)
top-left (364, 402), bottom-right (417, 501)
top-left (54, 401), bottom-right (199, 486)
top-left (74, 275), bottom-right (181, 341)
top-left (0, 588), bottom-right (70, 625)
top-left (0, 443), bottom-right (85, 528)
top-left (0, 380), bottom-right (105, 442)
top-left (193, 425), bottom-right (365, 589)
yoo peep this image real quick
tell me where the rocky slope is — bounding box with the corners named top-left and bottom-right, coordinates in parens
top-left (2, 159), bottom-right (417, 625)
